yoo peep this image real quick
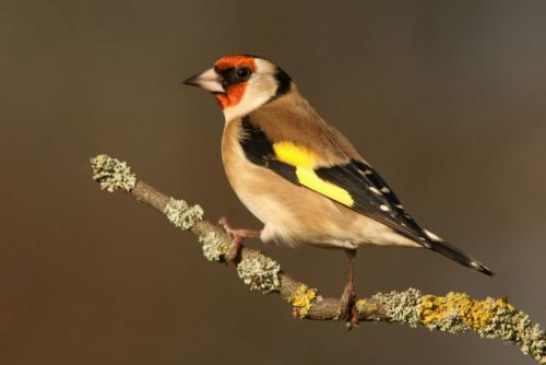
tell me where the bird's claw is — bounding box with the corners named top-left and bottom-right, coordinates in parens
top-left (218, 217), bottom-right (261, 262)
top-left (341, 281), bottom-right (359, 329)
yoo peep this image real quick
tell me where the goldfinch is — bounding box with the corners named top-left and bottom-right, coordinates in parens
top-left (184, 54), bottom-right (493, 322)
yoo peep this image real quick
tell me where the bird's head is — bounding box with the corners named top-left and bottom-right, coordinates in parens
top-left (184, 55), bottom-right (292, 121)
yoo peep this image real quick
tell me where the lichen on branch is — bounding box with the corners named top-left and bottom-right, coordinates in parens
top-left (90, 154), bottom-right (546, 364)
top-left (90, 154), bottom-right (136, 192)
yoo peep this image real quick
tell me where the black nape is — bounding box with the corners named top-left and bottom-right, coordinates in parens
top-left (274, 67), bottom-right (292, 97)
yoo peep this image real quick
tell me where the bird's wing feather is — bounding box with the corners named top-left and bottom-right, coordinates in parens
top-left (239, 115), bottom-right (431, 246)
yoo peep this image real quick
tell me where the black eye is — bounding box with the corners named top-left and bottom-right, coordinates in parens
top-left (236, 67), bottom-right (251, 79)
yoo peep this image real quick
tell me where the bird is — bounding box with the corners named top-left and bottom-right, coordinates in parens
top-left (183, 54), bottom-right (493, 324)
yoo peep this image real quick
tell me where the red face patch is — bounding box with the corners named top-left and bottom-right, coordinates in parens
top-left (214, 55), bottom-right (257, 73)
top-left (214, 84), bottom-right (245, 109)
top-left (213, 55), bottom-right (257, 109)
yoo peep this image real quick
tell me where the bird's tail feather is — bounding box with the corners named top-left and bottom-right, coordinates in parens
top-left (427, 237), bottom-right (494, 276)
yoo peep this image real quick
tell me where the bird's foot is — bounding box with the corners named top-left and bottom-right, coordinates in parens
top-left (340, 280), bottom-right (359, 330)
top-left (218, 217), bottom-right (261, 262)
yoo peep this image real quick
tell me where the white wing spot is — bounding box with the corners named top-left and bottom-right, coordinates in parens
top-left (369, 187), bottom-right (382, 195)
top-left (424, 229), bottom-right (442, 241)
top-left (379, 204), bottom-right (390, 212)
top-left (363, 169), bottom-right (373, 175)
top-left (380, 187), bottom-right (391, 193)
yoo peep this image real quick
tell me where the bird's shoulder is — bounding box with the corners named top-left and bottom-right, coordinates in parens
top-left (244, 91), bottom-right (361, 166)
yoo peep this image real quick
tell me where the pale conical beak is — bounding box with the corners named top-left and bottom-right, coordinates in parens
top-left (183, 68), bottom-right (225, 93)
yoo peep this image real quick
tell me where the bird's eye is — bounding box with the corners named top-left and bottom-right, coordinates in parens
top-left (236, 67), bottom-right (251, 79)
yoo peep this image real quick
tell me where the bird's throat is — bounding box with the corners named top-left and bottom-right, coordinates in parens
top-left (215, 83), bottom-right (248, 109)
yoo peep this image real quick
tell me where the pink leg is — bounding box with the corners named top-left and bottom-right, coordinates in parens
top-left (219, 217), bottom-right (262, 262)
top-left (341, 249), bottom-right (359, 328)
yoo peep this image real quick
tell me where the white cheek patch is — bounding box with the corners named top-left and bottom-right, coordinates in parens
top-left (223, 82), bottom-right (274, 122)
top-left (223, 61), bottom-right (279, 122)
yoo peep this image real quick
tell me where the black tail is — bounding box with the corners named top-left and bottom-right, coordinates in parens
top-left (428, 239), bottom-right (494, 276)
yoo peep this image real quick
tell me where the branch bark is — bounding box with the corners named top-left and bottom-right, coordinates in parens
top-left (90, 154), bottom-right (546, 363)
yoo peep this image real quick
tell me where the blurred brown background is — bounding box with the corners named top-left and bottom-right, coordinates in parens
top-left (1, 0), bottom-right (545, 364)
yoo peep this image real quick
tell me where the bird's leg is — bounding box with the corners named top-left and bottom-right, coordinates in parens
top-left (218, 217), bottom-right (261, 262)
top-left (340, 248), bottom-right (359, 329)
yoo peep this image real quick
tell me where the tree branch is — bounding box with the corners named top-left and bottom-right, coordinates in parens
top-left (90, 154), bottom-right (546, 363)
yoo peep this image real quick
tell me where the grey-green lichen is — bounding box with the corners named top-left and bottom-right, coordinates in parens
top-left (199, 232), bottom-right (227, 262)
top-left (236, 255), bottom-right (281, 293)
top-left (90, 154), bottom-right (136, 192)
top-left (164, 198), bottom-right (203, 230)
top-left (364, 288), bottom-right (422, 327)
top-left (498, 307), bottom-right (546, 363)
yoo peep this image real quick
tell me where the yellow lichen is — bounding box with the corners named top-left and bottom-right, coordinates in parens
top-left (355, 299), bottom-right (367, 312)
top-left (290, 284), bottom-right (317, 319)
top-left (496, 297), bottom-right (515, 312)
top-left (419, 292), bottom-right (517, 332)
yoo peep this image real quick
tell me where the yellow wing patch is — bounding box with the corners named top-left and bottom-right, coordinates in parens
top-left (273, 141), bottom-right (318, 167)
top-left (296, 168), bottom-right (354, 207)
top-left (273, 141), bottom-right (354, 207)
